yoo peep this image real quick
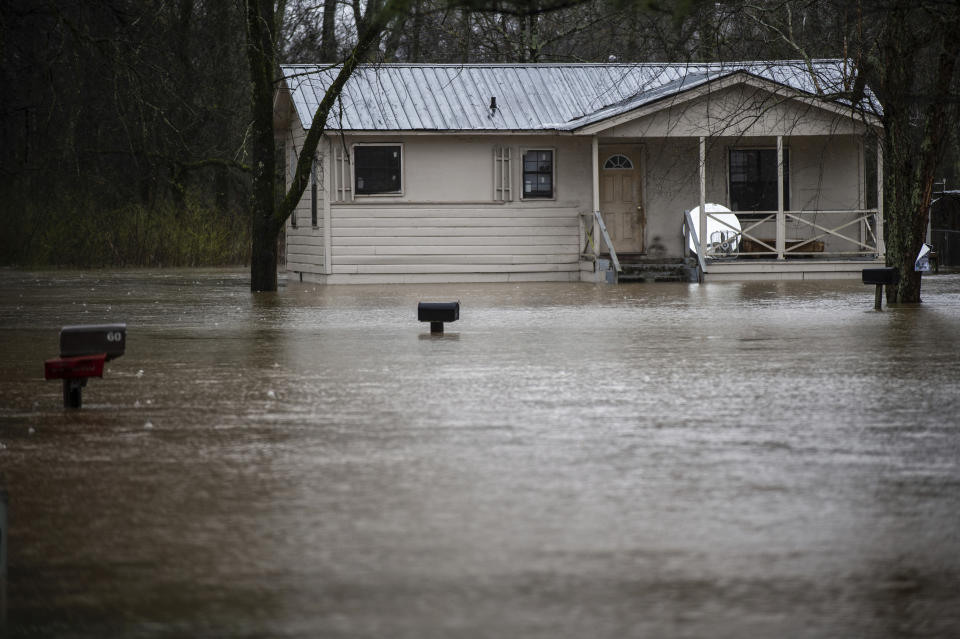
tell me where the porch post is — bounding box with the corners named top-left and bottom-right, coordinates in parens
top-left (877, 141), bottom-right (885, 257)
top-left (592, 135), bottom-right (600, 259)
top-left (699, 136), bottom-right (707, 259)
top-left (323, 137), bottom-right (333, 275)
top-left (776, 135), bottom-right (785, 260)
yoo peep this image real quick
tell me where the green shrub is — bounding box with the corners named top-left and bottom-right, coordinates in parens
top-left (0, 192), bottom-right (251, 268)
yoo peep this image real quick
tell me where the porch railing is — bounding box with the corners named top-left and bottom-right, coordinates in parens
top-left (698, 209), bottom-right (883, 260)
top-left (579, 211), bottom-right (621, 272)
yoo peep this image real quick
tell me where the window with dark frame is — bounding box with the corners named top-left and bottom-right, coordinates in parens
top-left (354, 145), bottom-right (401, 195)
top-left (603, 154), bottom-right (633, 169)
top-left (729, 148), bottom-right (789, 219)
top-left (522, 149), bottom-right (554, 198)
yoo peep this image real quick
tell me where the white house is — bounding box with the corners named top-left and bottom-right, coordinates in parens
top-left (274, 61), bottom-right (883, 283)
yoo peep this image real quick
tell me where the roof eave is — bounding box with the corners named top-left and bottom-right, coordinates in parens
top-left (316, 128), bottom-right (573, 136)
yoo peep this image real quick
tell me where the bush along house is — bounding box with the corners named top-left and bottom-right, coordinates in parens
top-left (274, 61), bottom-right (883, 284)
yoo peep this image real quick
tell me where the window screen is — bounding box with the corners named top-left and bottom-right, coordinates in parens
top-left (523, 150), bottom-right (554, 198)
top-left (729, 148), bottom-right (788, 215)
top-left (355, 146), bottom-right (401, 194)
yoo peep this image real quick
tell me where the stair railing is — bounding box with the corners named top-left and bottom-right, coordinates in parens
top-left (684, 209), bottom-right (708, 277)
top-left (593, 210), bottom-right (621, 272)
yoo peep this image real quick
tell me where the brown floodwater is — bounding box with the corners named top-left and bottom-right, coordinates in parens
top-left (1, 268), bottom-right (959, 638)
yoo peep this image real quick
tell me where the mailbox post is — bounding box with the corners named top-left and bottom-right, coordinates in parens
top-left (44, 323), bottom-right (126, 408)
top-left (1, 482), bottom-right (7, 628)
top-left (862, 268), bottom-right (900, 310)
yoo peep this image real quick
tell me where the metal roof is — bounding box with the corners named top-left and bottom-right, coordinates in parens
top-left (280, 61), bottom-right (877, 133)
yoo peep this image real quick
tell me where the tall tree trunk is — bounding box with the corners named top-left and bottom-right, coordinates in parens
top-left (527, 4), bottom-right (539, 63)
top-left (247, 0), bottom-right (282, 291)
top-left (879, 8), bottom-right (959, 303)
top-left (246, 0), bottom-right (412, 291)
top-left (410, 0), bottom-right (423, 61)
top-left (459, 9), bottom-right (472, 63)
top-left (320, 0), bottom-right (337, 60)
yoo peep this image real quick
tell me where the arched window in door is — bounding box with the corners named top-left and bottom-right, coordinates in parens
top-left (603, 154), bottom-right (634, 170)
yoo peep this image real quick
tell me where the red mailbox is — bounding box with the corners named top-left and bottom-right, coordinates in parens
top-left (44, 324), bottom-right (126, 408)
top-left (44, 353), bottom-right (107, 380)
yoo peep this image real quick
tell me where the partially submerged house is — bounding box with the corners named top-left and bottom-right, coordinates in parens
top-left (274, 61), bottom-right (883, 283)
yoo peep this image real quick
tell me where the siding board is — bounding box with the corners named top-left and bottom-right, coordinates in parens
top-left (333, 226), bottom-right (578, 237)
top-left (333, 255), bottom-right (579, 265)
top-left (331, 217), bottom-right (577, 228)
top-left (333, 245), bottom-right (575, 256)
top-left (333, 263), bottom-right (581, 274)
top-left (334, 235), bottom-right (576, 246)
top-left (317, 201), bottom-right (584, 280)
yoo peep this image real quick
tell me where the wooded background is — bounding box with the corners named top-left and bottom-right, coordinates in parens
top-left (2, 0), bottom-right (958, 272)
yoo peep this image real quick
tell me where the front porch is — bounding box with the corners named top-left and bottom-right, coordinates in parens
top-left (575, 71), bottom-right (885, 283)
top-left (581, 132), bottom-right (885, 283)
top-left (683, 135), bottom-right (885, 281)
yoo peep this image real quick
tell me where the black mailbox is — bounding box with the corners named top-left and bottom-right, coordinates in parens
top-left (862, 268), bottom-right (900, 286)
top-left (862, 268), bottom-right (899, 310)
top-left (418, 302), bottom-right (459, 334)
top-left (60, 323), bottom-right (126, 360)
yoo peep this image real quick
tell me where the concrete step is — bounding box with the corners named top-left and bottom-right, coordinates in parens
top-left (615, 257), bottom-right (697, 283)
top-left (618, 269), bottom-right (694, 283)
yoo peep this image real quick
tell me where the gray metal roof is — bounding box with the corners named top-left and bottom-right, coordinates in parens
top-left (280, 61), bottom-right (876, 133)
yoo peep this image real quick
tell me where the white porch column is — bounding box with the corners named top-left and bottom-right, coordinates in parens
top-left (877, 141), bottom-right (885, 257)
top-left (699, 136), bottom-right (707, 258)
top-left (776, 135), bottom-right (785, 260)
top-left (592, 135), bottom-right (600, 258)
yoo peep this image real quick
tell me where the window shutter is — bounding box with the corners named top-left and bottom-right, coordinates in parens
top-left (310, 155), bottom-right (318, 227)
top-left (494, 145), bottom-right (512, 202)
top-left (288, 145), bottom-right (297, 227)
top-left (333, 145), bottom-right (352, 202)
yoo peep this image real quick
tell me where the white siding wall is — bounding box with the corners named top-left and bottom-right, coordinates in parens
top-left (328, 203), bottom-right (582, 283)
top-left (302, 135), bottom-right (592, 283)
top-left (285, 124), bottom-right (326, 276)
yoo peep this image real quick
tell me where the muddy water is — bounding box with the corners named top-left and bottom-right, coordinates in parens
top-left (1, 268), bottom-right (959, 638)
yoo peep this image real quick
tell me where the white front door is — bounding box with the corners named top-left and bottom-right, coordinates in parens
top-left (599, 147), bottom-right (644, 254)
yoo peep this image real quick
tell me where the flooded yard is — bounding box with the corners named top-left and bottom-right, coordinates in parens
top-left (1, 268), bottom-right (959, 638)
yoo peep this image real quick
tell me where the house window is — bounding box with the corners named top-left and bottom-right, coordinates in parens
top-left (522, 149), bottom-right (554, 199)
top-left (354, 145), bottom-right (402, 195)
top-left (729, 148), bottom-right (789, 218)
top-left (603, 154), bottom-right (633, 170)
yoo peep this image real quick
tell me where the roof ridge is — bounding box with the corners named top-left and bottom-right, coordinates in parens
top-left (280, 59), bottom-right (846, 68)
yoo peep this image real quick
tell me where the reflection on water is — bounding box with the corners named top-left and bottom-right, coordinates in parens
top-left (1, 269), bottom-right (960, 638)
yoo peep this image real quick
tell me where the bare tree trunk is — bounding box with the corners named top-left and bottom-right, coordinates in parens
top-left (879, 6), bottom-right (959, 303)
top-left (320, 0), bottom-right (337, 59)
top-left (459, 9), bottom-right (472, 63)
top-left (527, 3), bottom-right (539, 63)
top-left (247, 0), bottom-right (412, 291)
top-left (411, 0), bottom-right (424, 61)
top-left (247, 0), bottom-right (282, 291)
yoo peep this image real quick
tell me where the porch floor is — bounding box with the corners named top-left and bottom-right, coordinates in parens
top-left (703, 257), bottom-right (884, 281)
